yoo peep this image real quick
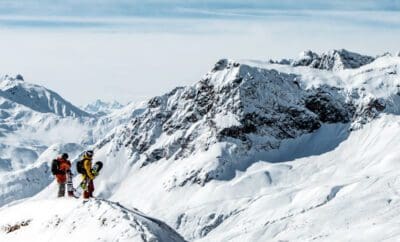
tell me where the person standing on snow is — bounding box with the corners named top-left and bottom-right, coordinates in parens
top-left (79, 150), bottom-right (98, 199)
top-left (51, 153), bottom-right (73, 197)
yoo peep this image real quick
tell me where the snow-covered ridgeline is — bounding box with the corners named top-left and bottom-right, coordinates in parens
top-left (268, 49), bottom-right (376, 71)
top-left (0, 75), bottom-right (91, 118)
top-left (94, 53), bottom-right (400, 190)
top-left (0, 75), bottom-right (147, 208)
top-left (87, 51), bottom-right (400, 241)
top-left (0, 198), bottom-right (185, 242)
top-left (0, 50), bottom-right (400, 241)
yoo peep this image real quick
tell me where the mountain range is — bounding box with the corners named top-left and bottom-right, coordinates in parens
top-left (0, 49), bottom-right (399, 241)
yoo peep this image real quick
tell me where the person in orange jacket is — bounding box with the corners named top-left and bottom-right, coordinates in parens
top-left (51, 153), bottom-right (73, 197)
top-left (79, 150), bottom-right (97, 199)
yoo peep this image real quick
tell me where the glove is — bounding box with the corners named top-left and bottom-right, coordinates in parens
top-left (92, 170), bottom-right (99, 177)
top-left (80, 182), bottom-right (87, 190)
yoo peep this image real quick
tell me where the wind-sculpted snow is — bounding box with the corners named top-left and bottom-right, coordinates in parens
top-left (0, 198), bottom-right (186, 242)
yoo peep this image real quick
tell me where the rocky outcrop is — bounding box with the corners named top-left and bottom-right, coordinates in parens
top-left (291, 49), bottom-right (375, 71)
top-left (98, 54), bottom-right (398, 188)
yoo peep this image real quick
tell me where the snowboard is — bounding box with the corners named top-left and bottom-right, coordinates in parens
top-left (92, 161), bottom-right (103, 174)
top-left (66, 170), bottom-right (79, 198)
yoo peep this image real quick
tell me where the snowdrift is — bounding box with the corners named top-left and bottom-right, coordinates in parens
top-left (0, 198), bottom-right (185, 242)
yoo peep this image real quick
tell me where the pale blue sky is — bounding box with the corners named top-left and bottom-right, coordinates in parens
top-left (0, 1), bottom-right (399, 105)
top-left (0, 0), bottom-right (399, 17)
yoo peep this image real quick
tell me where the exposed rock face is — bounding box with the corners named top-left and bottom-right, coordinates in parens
top-left (97, 57), bottom-right (396, 187)
top-left (304, 88), bottom-right (354, 123)
top-left (291, 49), bottom-right (375, 71)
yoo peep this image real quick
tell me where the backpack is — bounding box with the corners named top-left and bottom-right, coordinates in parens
top-left (76, 160), bottom-right (86, 174)
top-left (51, 159), bottom-right (60, 175)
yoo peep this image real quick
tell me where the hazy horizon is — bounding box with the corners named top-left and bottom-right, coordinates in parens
top-left (0, 1), bottom-right (399, 105)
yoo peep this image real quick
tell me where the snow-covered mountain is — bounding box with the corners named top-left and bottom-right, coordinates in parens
top-left (0, 74), bottom-right (149, 210)
top-left (270, 49), bottom-right (376, 71)
top-left (94, 53), bottom-right (399, 189)
top-left (83, 99), bottom-right (124, 116)
top-left (0, 143), bottom-right (83, 207)
top-left (0, 76), bottom-right (184, 241)
top-left (86, 50), bottom-right (400, 241)
top-left (0, 74), bottom-right (93, 171)
top-left (0, 75), bottom-right (91, 118)
top-left (1, 50), bottom-right (400, 241)
top-left (292, 49), bottom-right (376, 70)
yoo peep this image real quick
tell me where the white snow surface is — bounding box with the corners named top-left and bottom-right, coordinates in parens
top-left (1, 50), bottom-right (400, 241)
top-left (88, 52), bottom-right (400, 241)
top-left (86, 115), bottom-right (400, 241)
top-left (0, 75), bottom-right (147, 207)
top-left (0, 198), bottom-right (185, 242)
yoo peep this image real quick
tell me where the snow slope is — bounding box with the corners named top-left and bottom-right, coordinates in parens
top-left (0, 76), bottom-right (147, 207)
top-left (87, 116), bottom-right (400, 241)
top-left (195, 115), bottom-right (400, 241)
top-left (0, 143), bottom-right (83, 207)
top-left (0, 74), bottom-right (93, 170)
top-left (0, 75), bottom-right (95, 206)
top-left (83, 51), bottom-right (400, 241)
top-left (0, 198), bottom-right (185, 242)
top-left (1, 50), bottom-right (400, 241)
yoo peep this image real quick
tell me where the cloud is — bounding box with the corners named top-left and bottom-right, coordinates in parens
top-left (0, 0), bottom-right (399, 18)
top-left (1, 12), bottom-right (399, 106)
top-left (0, 2), bottom-right (399, 106)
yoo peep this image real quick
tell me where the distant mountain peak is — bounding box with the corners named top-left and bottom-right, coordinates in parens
top-left (83, 99), bottom-right (124, 116)
top-left (1, 74), bottom-right (24, 82)
top-left (269, 49), bottom-right (376, 71)
top-left (95, 54), bottom-right (400, 192)
top-left (292, 49), bottom-right (375, 70)
top-left (0, 75), bottom-right (91, 118)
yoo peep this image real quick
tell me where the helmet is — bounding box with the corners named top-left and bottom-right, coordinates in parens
top-left (61, 153), bottom-right (69, 159)
top-left (85, 150), bottom-right (94, 158)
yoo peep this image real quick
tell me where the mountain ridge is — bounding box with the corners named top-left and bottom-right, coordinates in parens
top-left (0, 198), bottom-right (186, 242)
top-left (0, 74), bottom-right (91, 118)
top-left (87, 51), bottom-right (400, 240)
top-left (1, 50), bottom-right (400, 241)
top-left (95, 54), bottom-right (399, 188)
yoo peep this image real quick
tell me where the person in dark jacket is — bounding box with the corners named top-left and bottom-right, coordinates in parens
top-left (52, 153), bottom-right (73, 197)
